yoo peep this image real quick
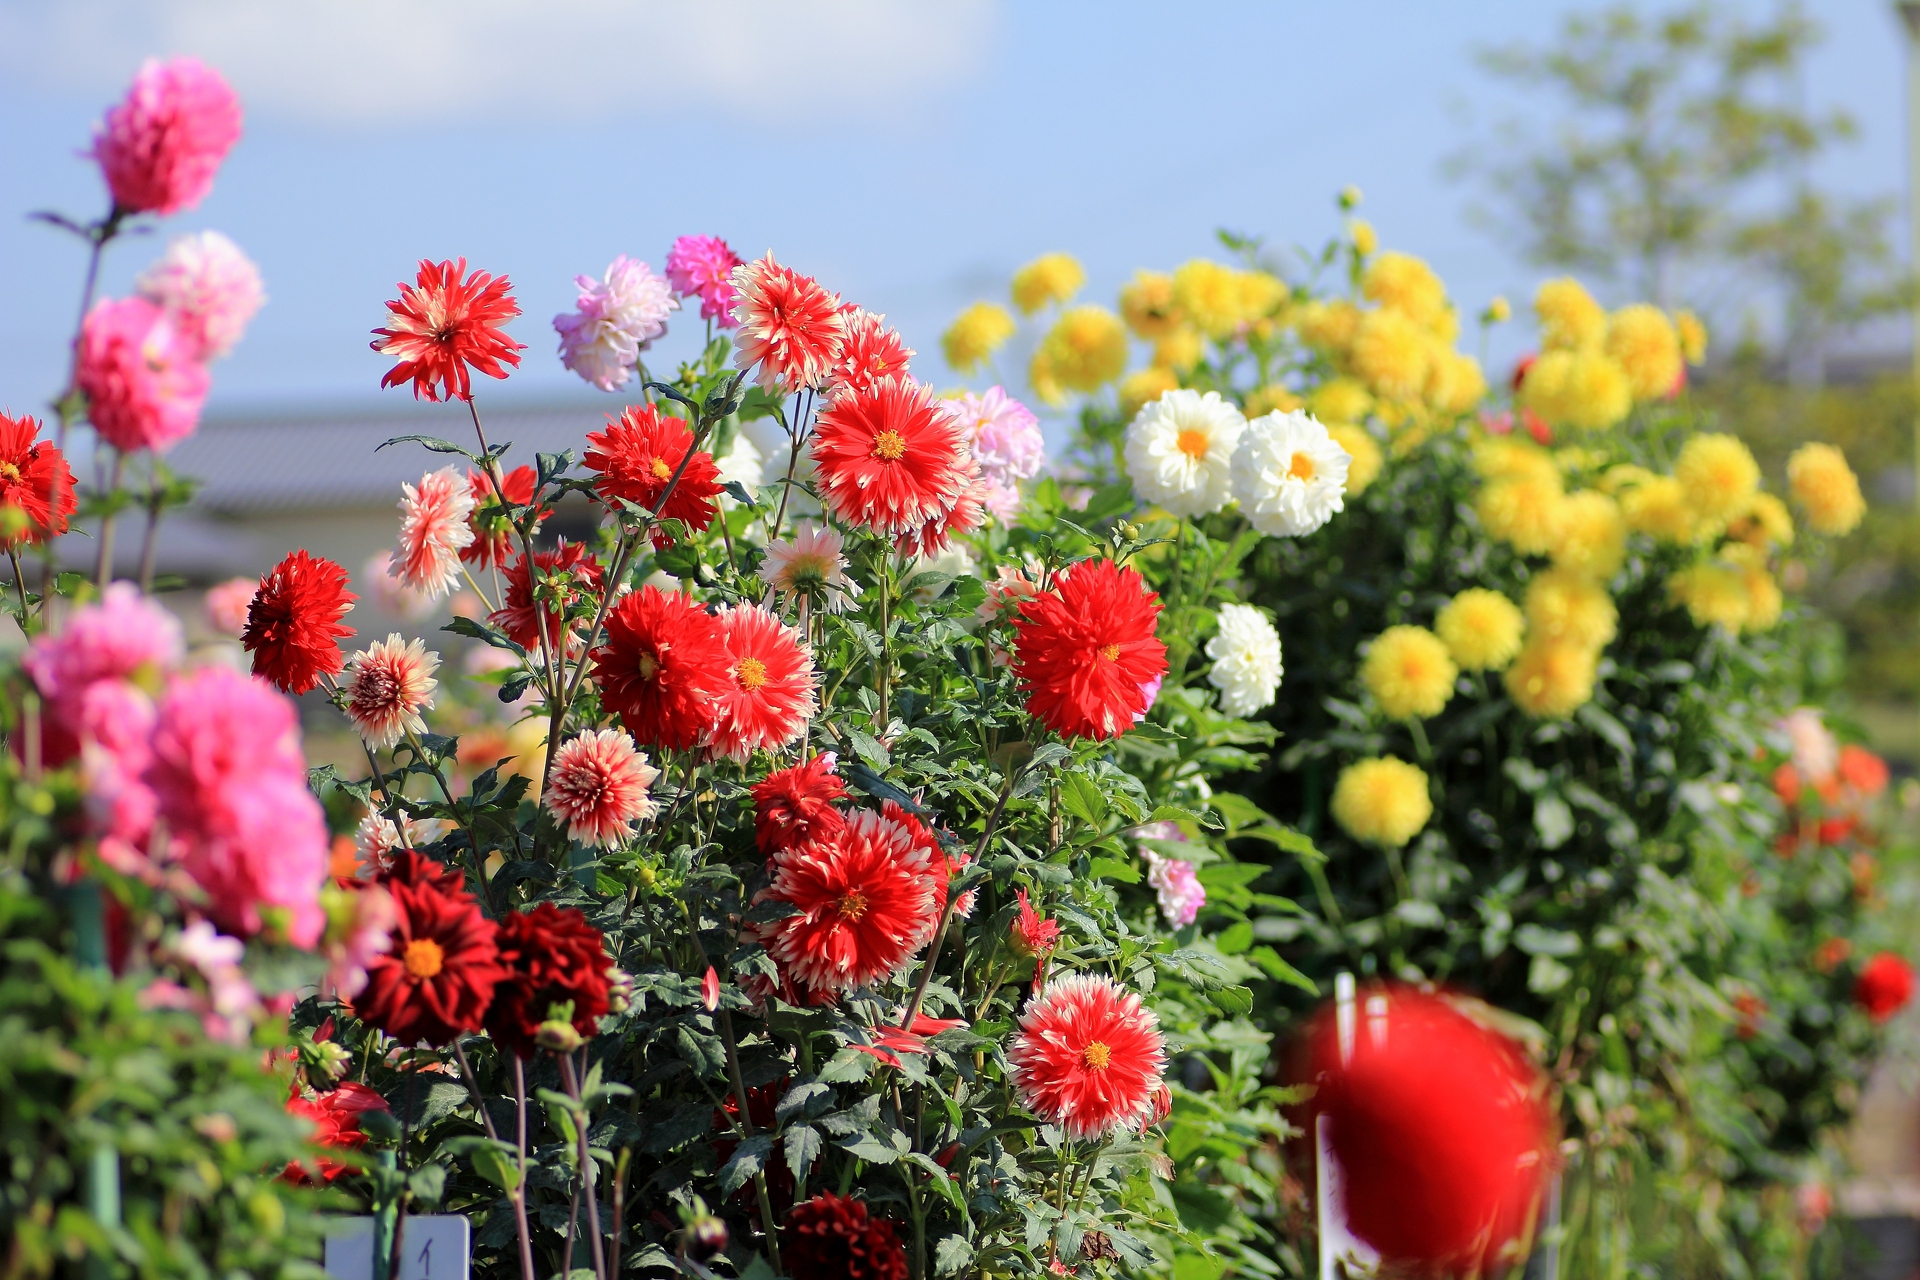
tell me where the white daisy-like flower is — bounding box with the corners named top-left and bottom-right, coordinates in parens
top-left (1122, 388), bottom-right (1245, 518)
top-left (758, 522), bottom-right (861, 613)
top-left (1205, 603), bottom-right (1283, 716)
top-left (1230, 410), bottom-right (1351, 537)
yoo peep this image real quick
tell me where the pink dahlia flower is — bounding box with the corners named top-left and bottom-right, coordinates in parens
top-left (136, 230), bottom-right (265, 361)
top-left (76, 296), bottom-right (211, 453)
top-left (554, 255), bottom-right (678, 391)
top-left (393, 466), bottom-right (475, 599)
top-left (90, 57), bottom-right (243, 217)
top-left (544, 728), bottom-right (659, 848)
top-left (945, 386), bottom-right (1044, 521)
top-left (26, 582), bottom-right (184, 710)
top-left (147, 666), bottom-right (329, 947)
top-left (665, 234), bottom-right (743, 327)
top-left (203, 577), bottom-right (256, 638)
top-left (1143, 845), bottom-right (1205, 927)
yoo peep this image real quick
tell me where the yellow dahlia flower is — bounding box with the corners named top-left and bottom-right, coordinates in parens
top-left (1723, 544), bottom-right (1783, 632)
top-left (1331, 756), bottom-right (1433, 848)
top-left (1520, 349), bottom-right (1631, 432)
top-left (1619, 475), bottom-right (1705, 543)
top-left (1547, 489), bottom-right (1627, 579)
top-left (1310, 378), bottom-right (1374, 426)
top-left (1435, 588), bottom-right (1525, 672)
top-left (1727, 492), bottom-right (1794, 549)
top-left (1037, 306), bottom-right (1128, 394)
top-left (1674, 433), bottom-right (1760, 525)
top-left (1674, 309), bottom-right (1708, 364)
top-left (1327, 423), bottom-right (1383, 495)
top-left (1604, 304), bottom-right (1683, 401)
top-left (1172, 260), bottom-right (1244, 338)
top-left (1476, 473), bottom-right (1565, 555)
top-left (1535, 277), bottom-right (1607, 351)
top-left (1474, 437), bottom-right (1558, 484)
top-left (1119, 270), bottom-right (1182, 340)
top-left (1295, 299), bottom-right (1362, 356)
top-left (941, 301), bottom-right (1016, 374)
top-left (1786, 442), bottom-right (1865, 536)
top-left (1349, 218), bottom-right (1379, 257)
top-left (1504, 637), bottom-right (1599, 718)
top-left (1424, 348), bottom-right (1487, 416)
top-left (1153, 327), bottom-right (1205, 375)
top-left (1119, 367), bottom-right (1179, 420)
top-left (1361, 624), bottom-right (1458, 720)
top-left (1235, 271), bottom-right (1287, 328)
top-left (1011, 252), bottom-right (1084, 315)
top-left (1363, 251), bottom-right (1448, 327)
top-left (1243, 384), bottom-right (1303, 417)
top-left (1668, 560), bottom-right (1752, 631)
top-left (1524, 567), bottom-right (1617, 649)
top-left (1350, 309), bottom-right (1431, 402)
top-left (1485, 295), bottom-right (1512, 324)
top-left (1028, 347), bottom-right (1063, 406)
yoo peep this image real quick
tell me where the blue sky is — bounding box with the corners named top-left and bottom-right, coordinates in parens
top-left (0, 0), bottom-right (1907, 420)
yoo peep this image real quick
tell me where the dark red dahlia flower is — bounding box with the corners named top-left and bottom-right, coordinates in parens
top-left (750, 754), bottom-right (847, 857)
top-left (483, 902), bottom-right (612, 1059)
top-left (371, 258), bottom-right (525, 402)
top-left (0, 412), bottom-right (76, 547)
top-left (489, 540), bottom-right (604, 654)
top-left (463, 465), bottom-right (544, 568)
top-left (1011, 558), bottom-right (1168, 740)
top-left (780, 1193), bottom-right (909, 1280)
top-left (591, 585), bottom-right (731, 752)
top-left (583, 404), bottom-right (722, 539)
top-left (284, 1082), bottom-right (389, 1183)
top-left (356, 862), bottom-right (504, 1047)
top-left (1856, 952), bottom-right (1915, 1024)
top-left (242, 549), bottom-right (357, 694)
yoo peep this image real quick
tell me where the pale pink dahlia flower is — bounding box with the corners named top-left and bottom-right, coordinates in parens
top-left (392, 466), bottom-right (475, 598)
top-left (90, 57), bottom-right (243, 217)
top-left (322, 881), bottom-right (397, 1001)
top-left (544, 728), bottom-right (659, 848)
top-left (1143, 845), bottom-right (1205, 927)
top-left (554, 254), bottom-right (678, 391)
top-left (76, 296), bottom-right (210, 453)
top-left (945, 386), bottom-right (1044, 521)
top-left (361, 550), bottom-right (438, 621)
top-left (343, 634), bottom-right (439, 749)
top-left (203, 576), bottom-right (256, 638)
top-left (757, 523), bottom-right (860, 613)
top-left (136, 230), bottom-right (265, 362)
top-left (353, 809), bottom-right (442, 878)
top-left (665, 234), bottom-right (743, 327)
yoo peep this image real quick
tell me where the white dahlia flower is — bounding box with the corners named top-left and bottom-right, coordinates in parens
top-left (1122, 388), bottom-right (1245, 518)
top-left (1205, 603), bottom-right (1283, 716)
top-left (1230, 410), bottom-right (1351, 537)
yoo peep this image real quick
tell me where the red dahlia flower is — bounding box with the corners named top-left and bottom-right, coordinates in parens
top-left (357, 856), bottom-right (504, 1047)
top-left (242, 550), bottom-right (357, 694)
top-left (876, 801), bottom-right (973, 919)
top-left (284, 1082), bottom-right (389, 1184)
top-left (1856, 952), bottom-right (1915, 1024)
top-left (1305, 986), bottom-right (1554, 1274)
top-left (750, 753), bottom-right (847, 857)
top-left (828, 307), bottom-right (914, 398)
top-left (729, 253), bottom-right (848, 392)
top-left (484, 902), bottom-right (612, 1059)
top-left (489, 540), bottom-right (604, 654)
top-left (0, 412), bottom-right (76, 547)
top-left (1009, 888), bottom-right (1061, 960)
top-left (1009, 973), bottom-right (1167, 1141)
top-left (463, 465), bottom-right (543, 567)
top-left (893, 461), bottom-right (988, 560)
top-left (1839, 744), bottom-right (1890, 798)
top-left (583, 404), bottom-right (723, 540)
top-left (1011, 558), bottom-right (1169, 740)
top-left (709, 604), bottom-right (815, 760)
top-left (371, 258), bottom-right (525, 402)
top-left (757, 815), bottom-right (937, 993)
top-left (591, 585), bottom-right (732, 752)
top-left (811, 375), bottom-right (971, 538)
top-left (780, 1193), bottom-right (909, 1280)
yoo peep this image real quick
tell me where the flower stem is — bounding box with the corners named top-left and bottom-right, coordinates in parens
top-left (512, 1058), bottom-right (536, 1280)
top-left (454, 1042), bottom-right (536, 1280)
top-left (93, 451), bottom-right (124, 588)
top-left (900, 772), bottom-right (1017, 1030)
top-left (560, 1055), bottom-right (609, 1280)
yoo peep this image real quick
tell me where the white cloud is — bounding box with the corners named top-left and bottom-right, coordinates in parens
top-left (0, 0), bottom-right (998, 127)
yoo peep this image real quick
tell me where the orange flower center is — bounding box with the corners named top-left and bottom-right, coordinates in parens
top-left (872, 430), bottom-right (908, 461)
top-left (0, 462), bottom-right (20, 484)
top-left (1175, 429), bottom-right (1210, 459)
top-left (1288, 453), bottom-right (1316, 481)
top-left (651, 457), bottom-right (673, 480)
top-left (403, 937), bottom-right (445, 980)
top-left (1098, 643), bottom-right (1121, 661)
top-left (836, 891), bottom-right (869, 920)
top-left (637, 653), bottom-right (661, 680)
top-left (1081, 1041), bottom-right (1112, 1070)
top-left (736, 657), bottom-right (769, 690)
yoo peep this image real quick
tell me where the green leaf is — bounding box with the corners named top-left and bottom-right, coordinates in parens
top-left (1058, 772), bottom-right (1107, 827)
top-left (1533, 794), bottom-right (1574, 849)
top-left (1210, 984), bottom-right (1254, 1016)
top-left (378, 433), bottom-right (479, 460)
top-left (1087, 857), bottom-right (1140, 884)
top-left (1215, 921), bottom-right (1254, 955)
top-left (717, 1134), bottom-right (771, 1195)
top-left (836, 1129), bottom-right (907, 1164)
top-left (442, 614), bottom-right (526, 656)
top-left (784, 1124), bottom-right (822, 1180)
top-left (1248, 946), bottom-right (1319, 994)
top-left (934, 1236), bottom-right (975, 1277)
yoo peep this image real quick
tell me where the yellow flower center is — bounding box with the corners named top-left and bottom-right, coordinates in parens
top-left (736, 657), bottom-right (769, 690)
top-left (1098, 644), bottom-right (1121, 661)
top-left (1288, 453), bottom-right (1316, 481)
top-left (651, 457), bottom-right (673, 480)
top-left (637, 653), bottom-right (661, 680)
top-left (403, 937), bottom-right (445, 980)
top-left (836, 891), bottom-right (869, 920)
top-left (1175, 428), bottom-right (1210, 459)
top-left (1082, 1041), bottom-right (1112, 1071)
top-left (873, 430), bottom-right (908, 461)
top-left (0, 462), bottom-right (21, 484)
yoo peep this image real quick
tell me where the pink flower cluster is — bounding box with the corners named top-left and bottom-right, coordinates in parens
top-left (666, 234), bottom-right (743, 327)
top-left (554, 255), bottom-right (678, 391)
top-left (944, 386), bottom-right (1046, 522)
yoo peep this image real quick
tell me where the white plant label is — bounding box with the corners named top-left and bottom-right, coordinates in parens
top-left (324, 1215), bottom-right (470, 1280)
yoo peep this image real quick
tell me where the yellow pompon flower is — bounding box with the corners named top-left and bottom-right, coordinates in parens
top-left (1362, 251), bottom-right (1448, 327)
top-left (1235, 271), bottom-right (1287, 327)
top-left (1722, 544), bottom-right (1783, 631)
top-left (1011, 252), bottom-right (1084, 315)
top-left (1675, 309), bottom-right (1708, 364)
top-left (1668, 560), bottom-right (1752, 631)
top-left (1524, 567), bottom-right (1617, 649)
top-left (1036, 306), bottom-right (1128, 394)
top-left (1727, 492), bottom-right (1794, 549)
top-left (1171, 260), bottom-right (1245, 338)
top-left (1535, 277), bottom-right (1607, 351)
top-left (1328, 423), bottom-right (1383, 495)
top-left (1435, 588), bottom-right (1525, 672)
top-left (1474, 437), bottom-right (1558, 484)
top-left (1331, 756), bottom-right (1433, 848)
top-left (941, 301), bottom-right (1016, 374)
top-left (1119, 270), bottom-right (1182, 340)
top-left (1476, 473), bottom-right (1565, 555)
top-left (1429, 306), bottom-right (1462, 346)
top-left (1118, 367), bottom-right (1179, 421)
top-left (1310, 377), bottom-right (1374, 426)
top-left (1424, 348), bottom-right (1487, 416)
top-left (1349, 218), bottom-right (1379, 257)
top-left (1153, 326), bottom-right (1205, 375)
top-left (1361, 624), bottom-right (1458, 720)
top-left (1522, 349), bottom-right (1632, 432)
top-left (1295, 299), bottom-right (1362, 356)
top-left (1028, 346), bottom-right (1063, 406)
top-left (1547, 489), bottom-right (1627, 579)
top-left (1504, 637), bottom-right (1599, 718)
top-left (1350, 309), bottom-right (1431, 402)
top-left (1620, 474), bottom-right (1707, 544)
top-left (1674, 433), bottom-right (1760, 525)
top-left (1597, 463), bottom-right (1655, 494)
top-left (1604, 304), bottom-right (1683, 401)
top-left (1243, 384), bottom-right (1303, 417)
top-left (1787, 442), bottom-right (1866, 536)
top-left (1484, 295), bottom-right (1512, 324)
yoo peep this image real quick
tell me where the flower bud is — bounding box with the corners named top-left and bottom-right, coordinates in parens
top-left (605, 966), bottom-right (635, 1015)
top-left (310, 1039), bottom-right (353, 1083)
top-left (537, 1020), bottom-right (584, 1054)
top-left (1149, 1082), bottom-right (1174, 1127)
top-left (680, 1213), bottom-right (729, 1262)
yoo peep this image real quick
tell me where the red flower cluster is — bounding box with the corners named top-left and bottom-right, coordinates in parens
top-left (485, 902), bottom-right (612, 1059)
top-left (490, 541), bottom-right (604, 654)
top-left (284, 1082), bottom-right (389, 1184)
top-left (750, 754), bottom-right (847, 857)
top-left (1856, 952), bottom-right (1915, 1024)
top-left (592, 585), bottom-right (731, 751)
top-left (583, 404), bottom-right (723, 539)
top-left (1305, 986), bottom-right (1553, 1273)
top-left (780, 1193), bottom-right (909, 1280)
top-left (356, 850), bottom-right (505, 1047)
top-left (463, 465), bottom-right (542, 568)
top-left (811, 375), bottom-right (972, 545)
top-left (371, 258), bottom-right (525, 402)
top-left (242, 550), bottom-right (357, 694)
top-left (0, 413), bottom-right (76, 547)
top-left (1011, 559), bottom-right (1169, 740)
